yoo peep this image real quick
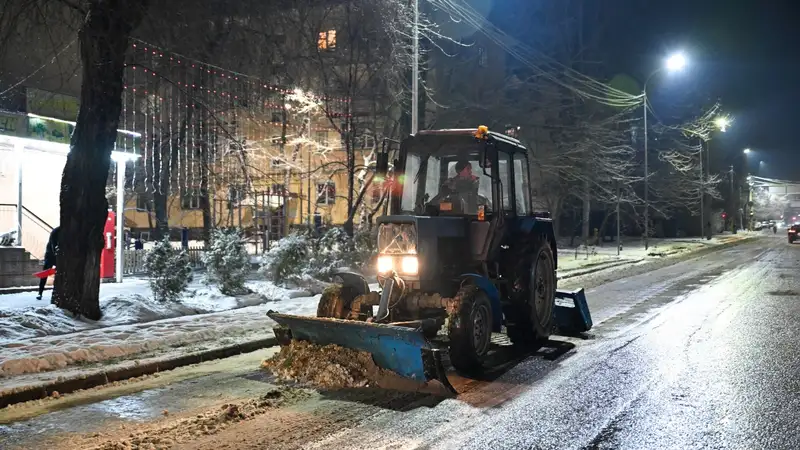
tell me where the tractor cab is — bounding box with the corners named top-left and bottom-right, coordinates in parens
top-left (375, 128), bottom-right (536, 292)
top-left (388, 127), bottom-right (531, 220)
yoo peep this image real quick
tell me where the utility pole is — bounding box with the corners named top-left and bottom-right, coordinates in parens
top-left (616, 186), bottom-right (621, 256)
top-left (411, 0), bottom-right (419, 135)
top-left (642, 93), bottom-right (649, 249)
top-left (699, 139), bottom-right (704, 239)
top-left (729, 165), bottom-right (735, 233)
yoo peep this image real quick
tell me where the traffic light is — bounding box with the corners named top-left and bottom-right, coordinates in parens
top-left (721, 212), bottom-right (727, 219)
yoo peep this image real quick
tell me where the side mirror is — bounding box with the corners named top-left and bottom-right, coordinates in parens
top-left (376, 152), bottom-right (389, 177)
top-left (478, 143), bottom-right (496, 178)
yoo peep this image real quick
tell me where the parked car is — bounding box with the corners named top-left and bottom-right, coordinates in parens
top-left (788, 224), bottom-right (800, 243)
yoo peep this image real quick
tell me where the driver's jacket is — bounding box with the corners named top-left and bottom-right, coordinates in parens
top-left (439, 176), bottom-right (484, 214)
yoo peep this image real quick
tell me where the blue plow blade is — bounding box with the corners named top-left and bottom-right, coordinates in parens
top-left (267, 312), bottom-right (455, 393)
top-left (554, 288), bottom-right (593, 333)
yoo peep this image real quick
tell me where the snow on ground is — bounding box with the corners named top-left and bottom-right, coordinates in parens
top-left (0, 293), bottom-right (321, 382)
top-left (0, 275), bottom-right (309, 344)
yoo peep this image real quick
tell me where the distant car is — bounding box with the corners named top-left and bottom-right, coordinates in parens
top-left (788, 224), bottom-right (800, 243)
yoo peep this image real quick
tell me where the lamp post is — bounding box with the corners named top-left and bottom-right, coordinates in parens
top-left (642, 51), bottom-right (687, 249)
top-left (110, 151), bottom-right (140, 283)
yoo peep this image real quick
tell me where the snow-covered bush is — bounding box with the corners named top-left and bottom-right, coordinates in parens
top-left (260, 232), bottom-right (310, 283)
top-left (203, 228), bottom-right (251, 295)
top-left (353, 227), bottom-right (376, 266)
top-left (306, 227), bottom-right (355, 280)
top-left (262, 227), bottom-right (377, 285)
top-left (144, 238), bottom-right (192, 302)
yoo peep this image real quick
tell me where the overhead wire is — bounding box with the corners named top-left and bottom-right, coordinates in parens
top-left (426, 0), bottom-right (643, 108)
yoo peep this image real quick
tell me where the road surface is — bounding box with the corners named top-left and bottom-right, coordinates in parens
top-left (2, 234), bottom-right (799, 449)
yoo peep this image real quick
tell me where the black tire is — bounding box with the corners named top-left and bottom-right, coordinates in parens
top-left (507, 234), bottom-right (556, 346)
top-left (448, 285), bottom-right (493, 373)
top-left (316, 284), bottom-right (371, 320)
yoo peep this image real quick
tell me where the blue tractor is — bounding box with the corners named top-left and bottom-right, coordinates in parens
top-left (268, 127), bottom-right (591, 393)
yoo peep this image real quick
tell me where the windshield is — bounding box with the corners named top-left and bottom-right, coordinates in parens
top-left (399, 145), bottom-right (502, 215)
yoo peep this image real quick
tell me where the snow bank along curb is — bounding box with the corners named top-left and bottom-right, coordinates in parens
top-left (0, 337), bottom-right (277, 409)
top-left (558, 258), bottom-right (644, 280)
top-left (558, 235), bottom-right (755, 281)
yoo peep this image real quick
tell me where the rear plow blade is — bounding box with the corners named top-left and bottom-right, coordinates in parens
top-left (554, 288), bottom-right (593, 334)
top-left (267, 311), bottom-right (456, 394)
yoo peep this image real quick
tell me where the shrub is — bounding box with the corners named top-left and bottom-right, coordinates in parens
top-left (260, 232), bottom-right (310, 283)
top-left (144, 238), bottom-right (192, 302)
top-left (203, 228), bottom-right (251, 295)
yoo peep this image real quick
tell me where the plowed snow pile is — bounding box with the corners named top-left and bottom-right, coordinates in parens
top-left (262, 340), bottom-right (382, 389)
top-left (76, 387), bottom-right (311, 450)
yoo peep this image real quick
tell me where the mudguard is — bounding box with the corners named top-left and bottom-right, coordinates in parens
top-left (460, 274), bottom-right (503, 332)
top-left (554, 288), bottom-right (593, 333)
top-left (268, 311), bottom-right (455, 393)
top-left (332, 271), bottom-right (370, 296)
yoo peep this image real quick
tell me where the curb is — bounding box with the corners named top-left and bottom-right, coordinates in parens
top-left (558, 258), bottom-right (643, 280)
top-left (0, 286), bottom-right (52, 295)
top-left (0, 337), bottom-right (277, 409)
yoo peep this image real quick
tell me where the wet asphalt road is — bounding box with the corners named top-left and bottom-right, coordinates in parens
top-left (3, 234), bottom-right (800, 449)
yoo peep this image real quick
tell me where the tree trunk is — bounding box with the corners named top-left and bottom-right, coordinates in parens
top-left (343, 118), bottom-right (356, 236)
top-left (53, 0), bottom-right (148, 320)
top-left (152, 141), bottom-right (169, 239)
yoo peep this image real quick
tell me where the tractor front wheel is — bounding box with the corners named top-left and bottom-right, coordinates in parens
top-left (508, 235), bottom-right (556, 346)
top-left (317, 284), bottom-right (371, 320)
top-left (448, 285), bottom-right (493, 373)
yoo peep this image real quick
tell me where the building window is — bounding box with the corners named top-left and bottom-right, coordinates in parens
top-left (317, 181), bottom-right (336, 204)
top-left (361, 135), bottom-right (375, 150)
top-left (181, 189), bottom-right (200, 210)
top-left (315, 131), bottom-right (328, 147)
top-left (318, 30), bottom-right (336, 50)
top-left (477, 46), bottom-right (488, 67)
top-left (271, 111), bottom-right (282, 123)
top-left (136, 193), bottom-right (151, 211)
top-left (229, 185), bottom-right (245, 207)
top-left (270, 183), bottom-right (286, 196)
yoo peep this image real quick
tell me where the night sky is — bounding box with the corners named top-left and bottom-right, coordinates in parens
top-left (608, 0), bottom-right (800, 179)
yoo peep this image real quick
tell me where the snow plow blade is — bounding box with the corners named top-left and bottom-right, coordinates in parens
top-left (267, 311), bottom-right (455, 394)
top-left (554, 288), bottom-right (593, 333)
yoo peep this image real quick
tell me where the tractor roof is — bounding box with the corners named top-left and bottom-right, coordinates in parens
top-left (411, 129), bottom-right (527, 154)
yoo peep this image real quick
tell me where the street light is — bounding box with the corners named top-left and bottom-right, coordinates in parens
top-left (110, 151), bottom-right (141, 283)
top-left (714, 116), bottom-right (730, 132)
top-left (642, 51), bottom-right (688, 249)
top-left (743, 148), bottom-right (751, 154)
top-left (665, 52), bottom-right (687, 72)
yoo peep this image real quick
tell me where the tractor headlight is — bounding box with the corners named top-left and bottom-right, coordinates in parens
top-left (377, 255), bottom-right (393, 273)
top-left (401, 256), bottom-right (418, 275)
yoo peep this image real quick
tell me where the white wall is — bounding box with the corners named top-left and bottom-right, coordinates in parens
top-left (0, 140), bottom-right (66, 257)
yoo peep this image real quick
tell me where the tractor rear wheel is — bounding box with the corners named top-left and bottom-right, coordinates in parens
top-left (317, 284), bottom-right (371, 320)
top-left (508, 234), bottom-right (556, 346)
top-left (448, 285), bottom-right (493, 373)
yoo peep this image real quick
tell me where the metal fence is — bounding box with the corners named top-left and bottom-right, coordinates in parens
top-left (122, 246), bottom-right (206, 275)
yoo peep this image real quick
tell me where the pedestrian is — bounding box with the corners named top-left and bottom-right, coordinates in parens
top-left (37, 226), bottom-right (59, 300)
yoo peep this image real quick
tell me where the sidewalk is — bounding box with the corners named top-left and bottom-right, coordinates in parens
top-left (0, 295), bottom-right (319, 399)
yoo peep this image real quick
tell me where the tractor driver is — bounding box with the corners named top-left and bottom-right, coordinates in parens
top-left (434, 159), bottom-right (489, 214)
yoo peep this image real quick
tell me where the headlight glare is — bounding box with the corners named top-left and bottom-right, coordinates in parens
top-left (401, 256), bottom-right (418, 275)
top-left (377, 255), bottom-right (393, 273)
